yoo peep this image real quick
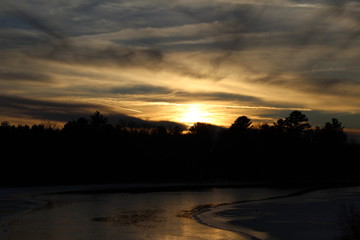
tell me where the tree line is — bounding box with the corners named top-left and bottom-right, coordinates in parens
top-left (0, 111), bottom-right (359, 187)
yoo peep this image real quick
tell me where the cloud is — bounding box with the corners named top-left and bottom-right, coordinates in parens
top-left (107, 113), bottom-right (187, 130)
top-left (173, 91), bottom-right (262, 103)
top-left (5, 0), bottom-right (360, 52)
top-left (0, 71), bottom-right (52, 82)
top-left (0, 50), bottom-right (56, 87)
top-left (39, 44), bottom-right (164, 69)
top-left (0, 29), bottom-right (47, 49)
top-left (0, 95), bottom-right (104, 122)
top-left (0, 94), bottom-right (187, 129)
top-left (0, 94), bottom-right (121, 123)
top-left (111, 84), bottom-right (263, 104)
top-left (8, 8), bottom-right (65, 40)
top-left (1, 0), bottom-right (360, 128)
top-left (111, 85), bottom-right (172, 95)
top-left (8, 0), bottom-right (358, 83)
top-left (2, 3), bottom-right (166, 69)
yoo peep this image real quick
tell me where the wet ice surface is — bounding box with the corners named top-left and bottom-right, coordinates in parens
top-left (197, 187), bottom-right (360, 240)
top-left (0, 185), bottom-right (293, 240)
top-left (4, 185), bottom-right (360, 240)
top-left (0, 186), bottom-right (55, 235)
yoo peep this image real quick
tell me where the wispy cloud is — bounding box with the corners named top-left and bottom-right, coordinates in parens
top-left (0, 95), bottom-right (103, 122)
top-left (0, 0), bottom-right (360, 129)
top-left (110, 84), bottom-right (261, 103)
top-left (0, 71), bottom-right (52, 82)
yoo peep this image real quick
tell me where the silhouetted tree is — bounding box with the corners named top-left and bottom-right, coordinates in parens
top-left (226, 116), bottom-right (255, 152)
top-left (31, 124), bottom-right (46, 132)
top-left (274, 118), bottom-right (287, 131)
top-left (89, 111), bottom-right (109, 130)
top-left (169, 125), bottom-right (184, 136)
top-left (63, 117), bottom-right (89, 135)
top-left (151, 126), bottom-right (168, 136)
top-left (324, 118), bottom-right (344, 132)
top-left (1, 110), bottom-right (359, 186)
top-left (284, 111), bottom-right (311, 133)
top-left (189, 122), bottom-right (218, 139)
top-left (229, 116), bottom-right (252, 133)
top-left (0, 121), bottom-right (10, 128)
top-left (274, 111), bottom-right (311, 136)
top-left (320, 118), bottom-right (347, 145)
top-left (0, 121), bottom-right (13, 137)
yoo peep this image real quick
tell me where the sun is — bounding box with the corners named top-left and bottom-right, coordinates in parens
top-left (179, 104), bottom-right (213, 126)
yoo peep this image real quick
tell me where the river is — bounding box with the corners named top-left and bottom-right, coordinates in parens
top-left (0, 184), bottom-right (294, 240)
top-left (1, 184), bottom-right (359, 240)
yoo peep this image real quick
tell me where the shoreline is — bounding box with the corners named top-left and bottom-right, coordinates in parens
top-left (2, 183), bottom-right (360, 240)
top-left (191, 186), bottom-right (360, 240)
top-left (0, 183), bottom-right (308, 235)
top-left (183, 187), bottom-right (331, 219)
top-left (2, 185), bottom-right (294, 240)
top-left (26, 180), bottom-right (360, 195)
top-left (182, 188), bottom-right (323, 239)
top-left (3, 178), bottom-right (360, 191)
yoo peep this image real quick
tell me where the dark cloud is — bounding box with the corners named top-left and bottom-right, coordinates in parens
top-left (112, 85), bottom-right (172, 95)
top-left (0, 95), bottom-right (103, 122)
top-left (37, 44), bottom-right (164, 68)
top-left (175, 91), bottom-right (261, 103)
top-left (299, 75), bottom-right (360, 97)
top-left (8, 8), bottom-right (65, 40)
top-left (1, 5), bottom-right (164, 69)
top-left (254, 69), bottom-right (360, 97)
top-left (0, 94), bottom-right (186, 129)
top-left (0, 71), bottom-right (52, 82)
top-left (68, 0), bottom-right (197, 33)
top-left (0, 30), bottom-right (47, 49)
top-left (290, 0), bottom-right (360, 6)
top-left (8, 1), bottom-right (358, 83)
top-left (246, 2), bottom-right (360, 90)
top-left (0, 5), bottom-right (70, 52)
top-left (5, 1), bottom-right (360, 52)
top-left (112, 84), bottom-right (262, 103)
top-left (1, 0), bottom-right (359, 128)
top-left (72, 0), bottom-right (105, 13)
top-left (295, 3), bottom-right (360, 50)
top-left (172, 3), bottom-right (268, 54)
top-left (108, 113), bottom-right (187, 130)
top-left (0, 9), bottom-right (63, 49)
top-left (170, 0), bottom-right (360, 80)
top-left (0, 50), bottom-right (56, 85)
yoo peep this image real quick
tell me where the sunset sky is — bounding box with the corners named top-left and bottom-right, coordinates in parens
top-left (1, 0), bottom-right (360, 136)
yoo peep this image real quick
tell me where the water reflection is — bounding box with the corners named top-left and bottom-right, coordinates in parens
top-left (4, 188), bottom-right (293, 240)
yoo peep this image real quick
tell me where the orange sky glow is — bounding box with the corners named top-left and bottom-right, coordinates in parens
top-left (0, 0), bottom-right (360, 137)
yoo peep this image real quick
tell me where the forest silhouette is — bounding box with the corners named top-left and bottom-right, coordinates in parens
top-left (1, 111), bottom-right (359, 187)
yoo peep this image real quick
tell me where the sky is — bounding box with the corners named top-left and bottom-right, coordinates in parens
top-left (1, 0), bottom-right (360, 136)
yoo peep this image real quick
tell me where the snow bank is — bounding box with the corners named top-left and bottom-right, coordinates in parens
top-left (196, 187), bottom-right (360, 240)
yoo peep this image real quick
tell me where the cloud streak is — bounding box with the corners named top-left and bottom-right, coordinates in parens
top-left (0, 0), bottom-right (360, 129)
top-left (0, 95), bottom-right (103, 122)
top-left (111, 84), bottom-right (261, 103)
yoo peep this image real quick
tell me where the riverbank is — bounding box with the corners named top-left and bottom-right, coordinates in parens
top-left (2, 184), bottom-right (360, 240)
top-left (1, 185), bottom-right (296, 240)
top-left (194, 187), bottom-right (360, 240)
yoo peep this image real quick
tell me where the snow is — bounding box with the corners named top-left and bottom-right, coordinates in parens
top-left (2, 184), bottom-right (360, 240)
top-left (196, 187), bottom-right (360, 240)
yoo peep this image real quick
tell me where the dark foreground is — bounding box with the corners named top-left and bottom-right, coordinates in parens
top-left (2, 184), bottom-right (360, 240)
top-left (1, 111), bottom-right (360, 187)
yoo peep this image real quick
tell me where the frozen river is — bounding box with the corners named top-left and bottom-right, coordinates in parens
top-left (1, 184), bottom-right (360, 240)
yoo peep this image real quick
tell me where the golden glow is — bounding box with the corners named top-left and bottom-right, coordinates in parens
top-left (179, 104), bottom-right (214, 126)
